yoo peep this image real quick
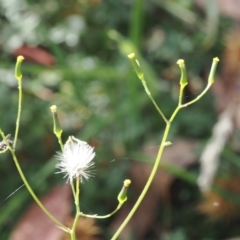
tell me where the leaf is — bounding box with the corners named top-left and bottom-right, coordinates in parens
top-left (13, 45), bottom-right (55, 67)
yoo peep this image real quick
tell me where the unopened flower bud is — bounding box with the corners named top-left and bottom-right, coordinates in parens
top-left (118, 179), bottom-right (131, 204)
top-left (208, 57), bottom-right (220, 84)
top-left (177, 59), bottom-right (188, 87)
top-left (50, 105), bottom-right (63, 138)
top-left (128, 53), bottom-right (144, 80)
top-left (15, 56), bottom-right (24, 80)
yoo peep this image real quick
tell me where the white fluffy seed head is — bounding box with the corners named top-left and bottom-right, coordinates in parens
top-left (55, 136), bottom-right (96, 183)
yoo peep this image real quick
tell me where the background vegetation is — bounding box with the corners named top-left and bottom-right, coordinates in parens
top-left (0, 0), bottom-right (239, 239)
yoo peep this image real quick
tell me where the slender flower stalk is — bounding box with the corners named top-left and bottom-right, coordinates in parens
top-left (128, 53), bottom-right (168, 124)
top-left (80, 179), bottom-right (131, 219)
top-left (0, 130), bottom-right (68, 231)
top-left (14, 56), bottom-right (24, 149)
top-left (2, 54), bottom-right (218, 240)
top-left (54, 136), bottom-right (96, 240)
top-left (111, 55), bottom-right (219, 240)
top-left (50, 105), bottom-right (64, 150)
top-left (56, 136), bottom-right (96, 183)
top-left (0, 57), bottom-right (68, 231)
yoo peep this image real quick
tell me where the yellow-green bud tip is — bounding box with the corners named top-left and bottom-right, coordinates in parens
top-left (177, 59), bottom-right (185, 67)
top-left (15, 55), bottom-right (25, 80)
top-left (124, 179), bottom-right (131, 187)
top-left (50, 105), bottom-right (57, 113)
top-left (50, 105), bottom-right (62, 137)
top-left (117, 179), bottom-right (131, 204)
top-left (128, 53), bottom-right (144, 80)
top-left (128, 53), bottom-right (135, 59)
top-left (208, 57), bottom-right (220, 84)
top-left (17, 56), bottom-right (24, 62)
top-left (177, 59), bottom-right (188, 86)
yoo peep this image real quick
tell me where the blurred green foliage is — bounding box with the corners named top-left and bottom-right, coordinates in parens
top-left (0, 0), bottom-right (239, 239)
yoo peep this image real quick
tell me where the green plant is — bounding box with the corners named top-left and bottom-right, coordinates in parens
top-left (0, 54), bottom-right (219, 239)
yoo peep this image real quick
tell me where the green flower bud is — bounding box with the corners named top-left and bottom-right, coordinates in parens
top-left (15, 56), bottom-right (24, 80)
top-left (50, 105), bottom-right (63, 138)
top-left (177, 59), bottom-right (188, 87)
top-left (118, 179), bottom-right (131, 204)
top-left (208, 57), bottom-right (220, 84)
top-left (128, 53), bottom-right (144, 80)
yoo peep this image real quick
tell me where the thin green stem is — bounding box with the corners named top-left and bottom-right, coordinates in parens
top-left (71, 182), bottom-right (76, 199)
top-left (139, 75), bottom-right (168, 123)
top-left (54, 134), bottom-right (80, 240)
top-left (55, 134), bottom-right (79, 240)
top-left (56, 134), bottom-right (64, 152)
top-left (55, 134), bottom-right (76, 202)
top-left (111, 121), bottom-right (172, 240)
top-left (13, 77), bottom-right (22, 149)
top-left (0, 130), bottom-right (68, 231)
top-left (169, 86), bottom-right (185, 122)
top-left (58, 136), bottom-right (64, 152)
top-left (169, 107), bottom-right (180, 123)
top-left (13, 56), bottom-right (25, 149)
top-left (111, 81), bottom-right (211, 239)
top-left (112, 57), bottom-right (217, 239)
top-left (71, 177), bottom-right (81, 240)
top-left (81, 203), bottom-right (123, 219)
top-left (148, 92), bottom-right (168, 124)
top-left (128, 53), bottom-right (168, 124)
top-left (110, 87), bottom-right (184, 240)
top-left (75, 177), bottom-right (80, 212)
top-left (178, 85), bottom-right (185, 106)
top-left (180, 83), bottom-right (212, 108)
